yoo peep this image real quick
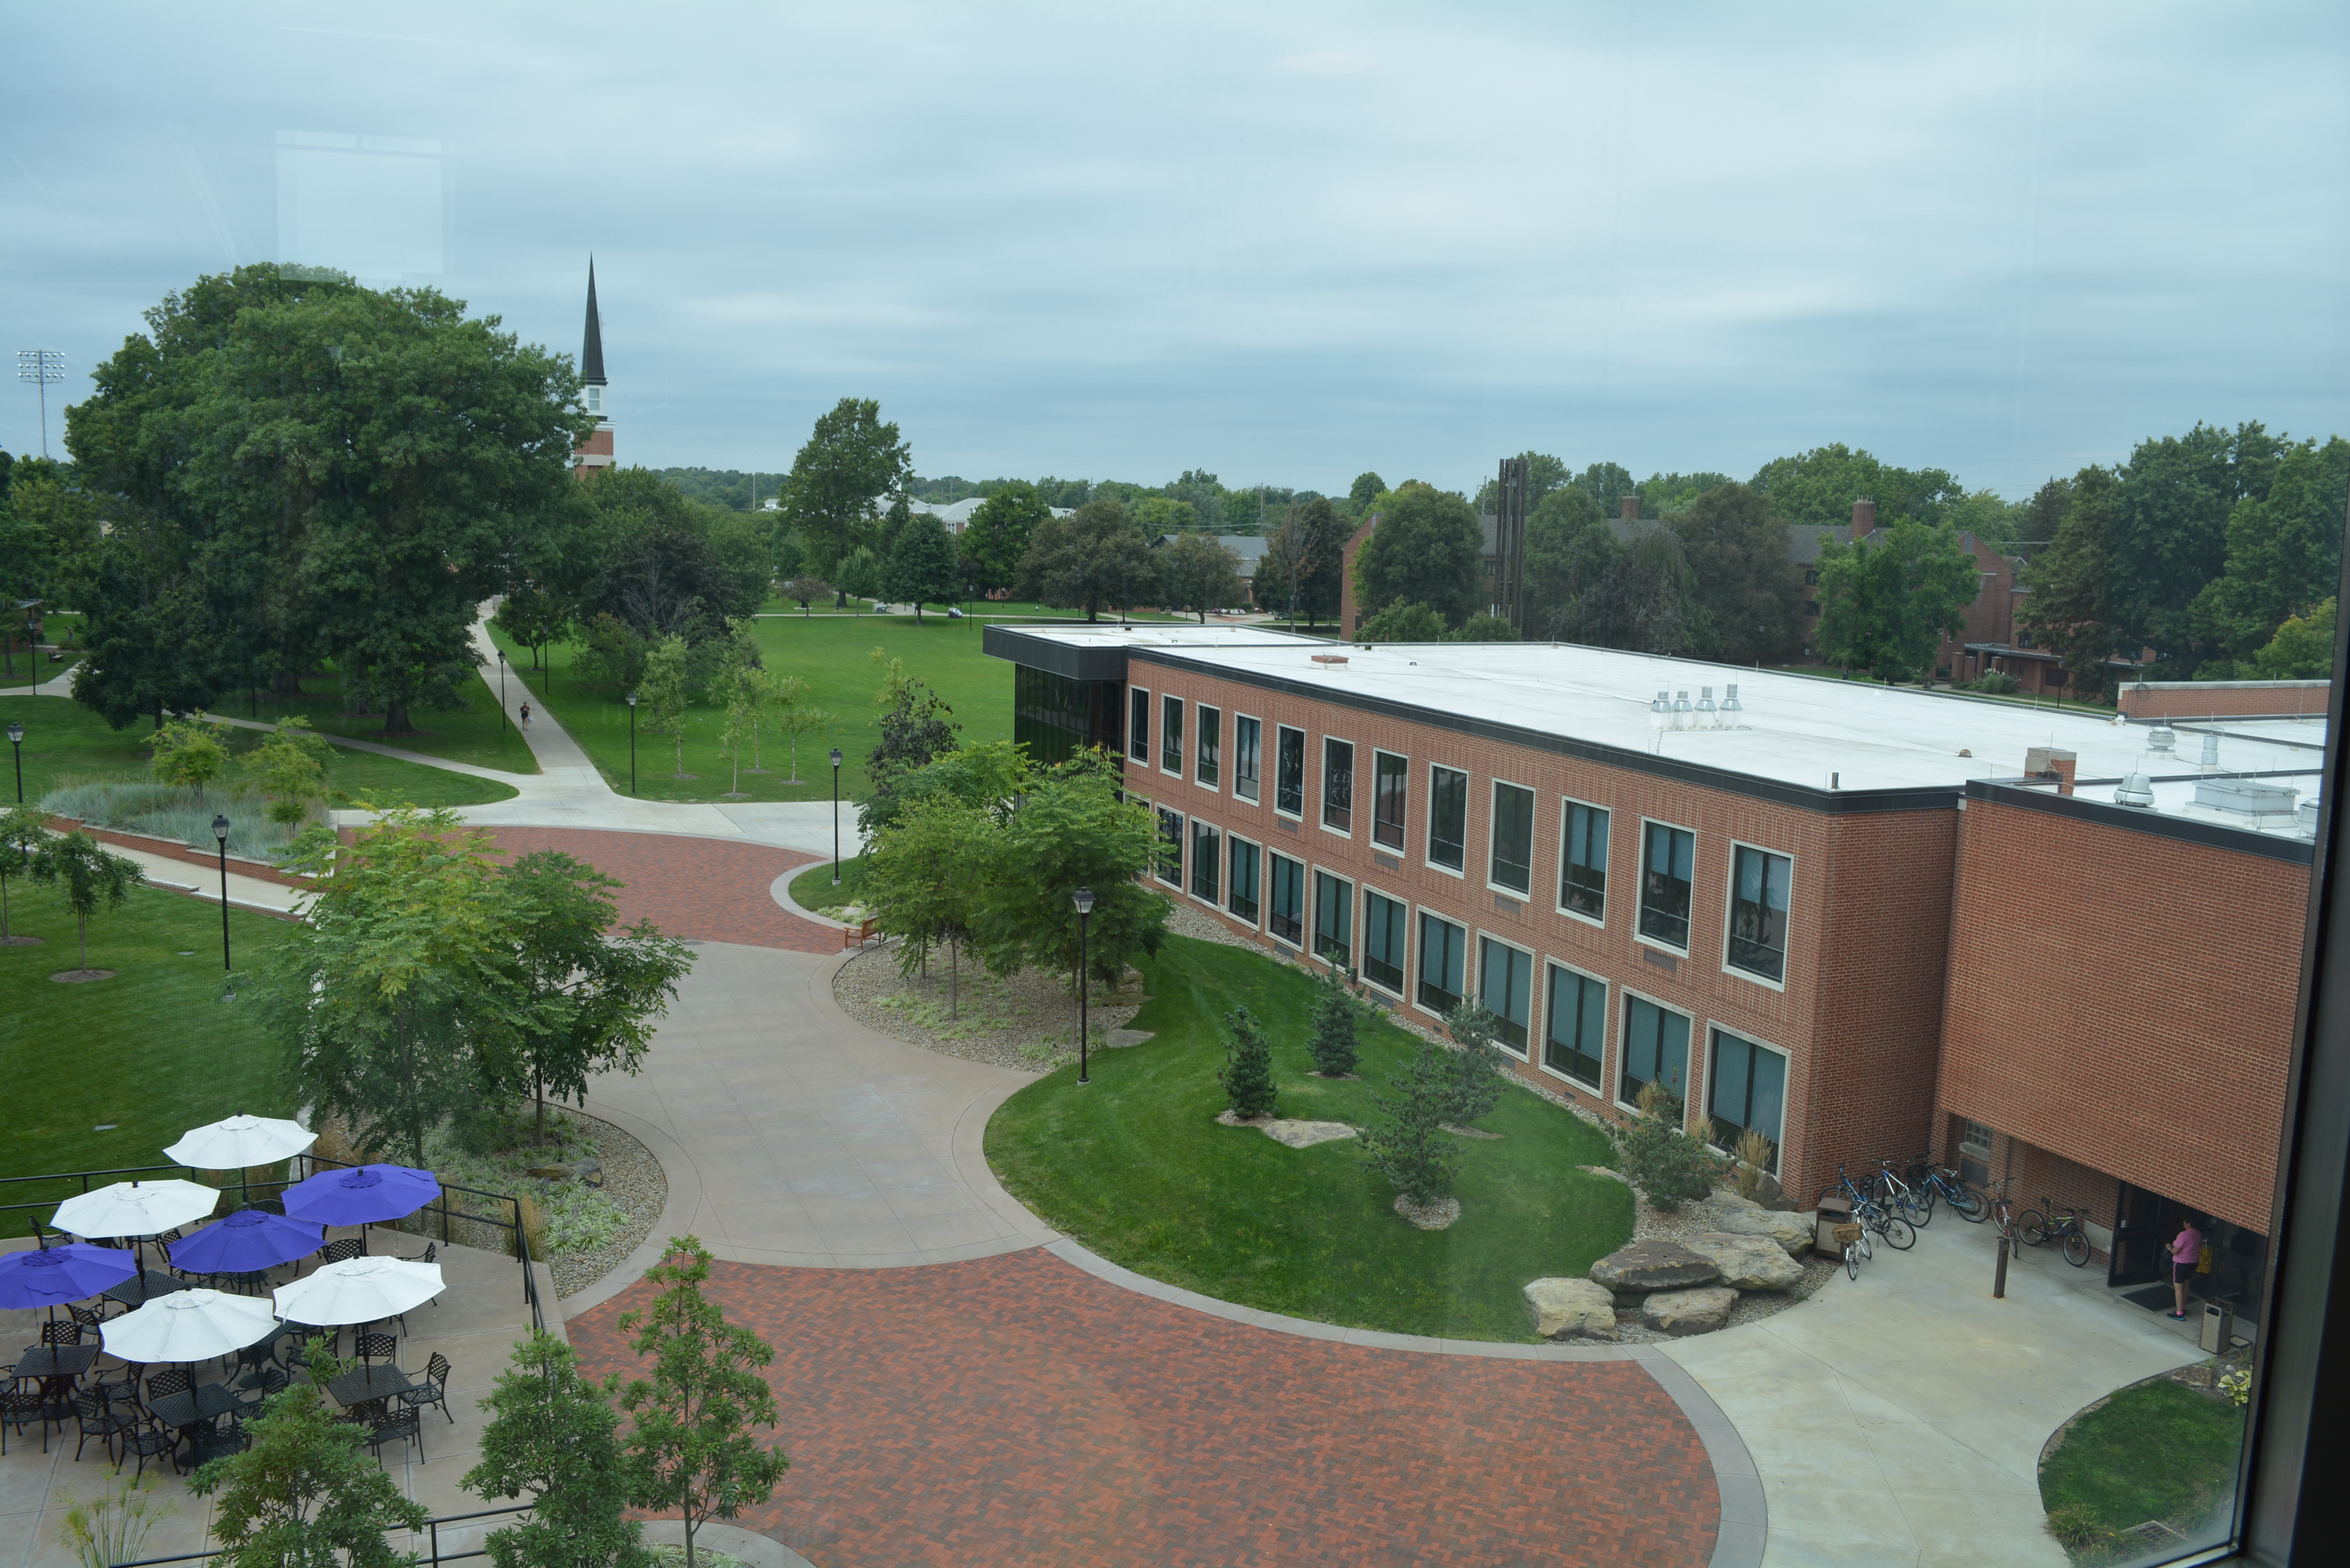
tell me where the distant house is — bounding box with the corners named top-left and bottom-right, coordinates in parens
top-left (909, 497), bottom-right (1076, 535)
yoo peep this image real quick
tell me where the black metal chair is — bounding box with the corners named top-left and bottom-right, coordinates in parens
top-left (122, 1419), bottom-right (177, 1482)
top-left (399, 1353), bottom-right (454, 1424)
top-left (1, 1387), bottom-right (62, 1455)
top-left (353, 1332), bottom-right (398, 1367)
top-left (315, 1238), bottom-right (363, 1273)
top-left (237, 1367), bottom-right (288, 1415)
top-left (367, 1407), bottom-right (422, 1466)
top-left (93, 1359), bottom-right (145, 1410)
top-left (39, 1320), bottom-right (83, 1347)
top-left (143, 1369), bottom-right (192, 1409)
top-left (250, 1197), bottom-right (286, 1216)
top-left (70, 1389), bottom-right (132, 1464)
top-left (67, 1302), bottom-right (110, 1331)
top-left (190, 1414), bottom-right (250, 1467)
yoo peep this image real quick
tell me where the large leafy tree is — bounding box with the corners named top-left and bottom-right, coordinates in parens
top-left (864, 794), bottom-right (997, 1014)
top-left (2106, 420), bottom-right (2288, 675)
top-left (580, 468), bottom-right (764, 642)
top-left (882, 509), bottom-right (962, 620)
top-left (2191, 436), bottom-right (2350, 674)
top-left (465, 1331), bottom-right (654, 1568)
top-left (192, 1365), bottom-right (428, 1568)
top-left (1157, 531), bottom-right (1243, 621)
top-left (1673, 482), bottom-right (1803, 665)
top-left (1521, 486), bottom-right (1606, 629)
top-left (972, 756), bottom-right (1166, 993)
top-left (2019, 468), bottom-right (2123, 699)
top-left (1748, 443), bottom-right (1964, 530)
top-left (1814, 517), bottom-right (1979, 681)
top-left (1013, 498), bottom-right (1158, 620)
top-left (778, 397), bottom-right (911, 576)
top-left (1351, 482), bottom-right (1481, 627)
top-left (1572, 462), bottom-right (1640, 518)
top-left (1251, 497), bottom-right (1347, 626)
top-left (1346, 471), bottom-right (1386, 509)
top-left (963, 481), bottom-right (1051, 593)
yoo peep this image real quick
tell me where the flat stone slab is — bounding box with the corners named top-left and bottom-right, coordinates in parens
top-left (1524, 1276), bottom-right (1618, 1340)
top-left (1214, 1112), bottom-right (1357, 1149)
top-left (1104, 1028), bottom-right (1155, 1048)
top-left (1641, 1285), bottom-right (1738, 1335)
top-left (1703, 1203), bottom-right (1815, 1258)
top-left (1679, 1231), bottom-right (1805, 1291)
top-left (1589, 1239), bottom-right (1721, 1293)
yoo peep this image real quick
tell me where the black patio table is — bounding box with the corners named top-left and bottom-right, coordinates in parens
top-left (102, 1270), bottom-right (191, 1308)
top-left (10, 1344), bottom-right (99, 1381)
top-left (326, 1363), bottom-right (415, 1408)
top-left (146, 1380), bottom-right (241, 1432)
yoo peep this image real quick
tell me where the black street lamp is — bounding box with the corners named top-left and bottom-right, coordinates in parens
top-left (211, 813), bottom-right (232, 974)
top-left (625, 691), bottom-right (638, 795)
top-left (830, 747), bottom-right (845, 885)
top-left (7, 720), bottom-right (20, 803)
top-left (1073, 885), bottom-right (1095, 1085)
top-left (497, 649), bottom-right (507, 730)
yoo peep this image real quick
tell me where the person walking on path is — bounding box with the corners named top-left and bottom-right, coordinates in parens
top-left (2170, 1216), bottom-right (2204, 1318)
top-left (519, 700), bottom-right (532, 729)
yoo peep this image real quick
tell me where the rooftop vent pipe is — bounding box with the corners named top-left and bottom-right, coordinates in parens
top-left (2199, 733), bottom-right (2221, 772)
top-left (2114, 770), bottom-right (2156, 809)
top-left (1673, 690), bottom-right (1692, 730)
top-left (1650, 690), bottom-right (1671, 731)
top-left (1722, 683), bottom-right (1744, 727)
top-left (1696, 687), bottom-right (1718, 728)
top-left (2148, 723), bottom-right (2176, 755)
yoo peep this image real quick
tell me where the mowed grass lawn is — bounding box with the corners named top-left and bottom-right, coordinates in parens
top-left (2040, 1375), bottom-right (2245, 1553)
top-left (985, 935), bottom-right (1632, 1340)
top-left (786, 853), bottom-right (866, 913)
top-left (0, 695), bottom-right (519, 810)
top-left (1, 880), bottom-right (295, 1236)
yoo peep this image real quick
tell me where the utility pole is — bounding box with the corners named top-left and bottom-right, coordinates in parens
top-left (17, 350), bottom-right (64, 458)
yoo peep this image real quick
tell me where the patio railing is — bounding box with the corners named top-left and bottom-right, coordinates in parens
top-left (112, 1504), bottom-right (535, 1568)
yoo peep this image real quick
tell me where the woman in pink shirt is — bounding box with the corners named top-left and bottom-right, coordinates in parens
top-left (2170, 1218), bottom-right (2204, 1318)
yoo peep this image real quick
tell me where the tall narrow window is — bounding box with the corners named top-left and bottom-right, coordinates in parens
top-left (1268, 852), bottom-right (1305, 945)
top-left (1160, 695), bottom-right (1184, 775)
top-left (1313, 872), bottom-right (1352, 966)
top-left (1489, 782), bottom-right (1534, 894)
top-left (1561, 802), bottom-right (1609, 920)
top-left (1708, 1030), bottom-right (1787, 1172)
top-left (1191, 820), bottom-right (1220, 903)
top-left (1726, 845), bottom-right (1792, 982)
top-left (1478, 938), bottom-right (1531, 1053)
top-left (1429, 765), bottom-right (1467, 870)
top-left (1639, 823), bottom-right (1696, 948)
top-left (1418, 913), bottom-right (1465, 1012)
top-left (1234, 716), bottom-right (1261, 802)
top-left (1621, 995), bottom-right (1691, 1108)
top-left (1128, 688), bottom-right (1150, 762)
top-left (1228, 837), bottom-right (1261, 924)
top-left (1322, 738), bottom-right (1353, 831)
top-left (1275, 726), bottom-right (1306, 815)
top-left (1363, 890), bottom-right (1407, 992)
top-left (1196, 705), bottom-right (1222, 787)
top-left (1372, 752), bottom-right (1408, 850)
top-left (1544, 966), bottom-right (1606, 1087)
top-left (1155, 807), bottom-right (1184, 885)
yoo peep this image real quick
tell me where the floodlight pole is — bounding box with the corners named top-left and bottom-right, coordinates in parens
top-left (213, 814), bottom-right (232, 974)
top-left (498, 649), bottom-right (507, 730)
top-left (626, 691), bottom-right (639, 795)
top-left (7, 721), bottom-right (20, 802)
top-left (1073, 886), bottom-right (1096, 1085)
top-left (831, 747), bottom-right (844, 884)
top-left (17, 350), bottom-right (63, 458)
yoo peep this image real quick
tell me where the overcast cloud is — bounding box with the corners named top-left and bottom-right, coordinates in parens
top-left (3, 2), bottom-right (2345, 499)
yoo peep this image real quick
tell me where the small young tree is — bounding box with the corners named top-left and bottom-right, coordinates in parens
top-left (720, 668), bottom-right (756, 799)
top-left (770, 675), bottom-right (829, 783)
top-left (610, 1237), bottom-right (790, 1568)
top-left (29, 831), bottom-right (145, 976)
top-left (741, 668), bottom-right (775, 774)
top-left (191, 1361), bottom-right (428, 1568)
top-left (781, 577), bottom-right (833, 616)
top-left (0, 803), bottom-right (45, 945)
top-left (1218, 1006), bottom-right (1277, 1119)
top-left (150, 717), bottom-right (229, 790)
top-left (1610, 1085), bottom-right (1727, 1212)
top-left (1360, 1040), bottom-right (1464, 1210)
top-left (465, 1331), bottom-right (654, 1568)
top-left (970, 758), bottom-right (1166, 1002)
top-left (1441, 1001), bottom-right (1508, 1129)
top-left (862, 795), bottom-right (994, 1015)
top-left (639, 633), bottom-right (693, 779)
top-left (241, 717), bottom-right (337, 826)
top-left (1307, 965), bottom-right (1362, 1078)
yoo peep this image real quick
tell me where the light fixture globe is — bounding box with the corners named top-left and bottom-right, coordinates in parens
top-left (6, 721), bottom-right (21, 744)
top-left (625, 691), bottom-right (638, 708)
top-left (1073, 886), bottom-right (1096, 915)
top-left (211, 813), bottom-right (231, 844)
top-left (830, 747), bottom-right (844, 769)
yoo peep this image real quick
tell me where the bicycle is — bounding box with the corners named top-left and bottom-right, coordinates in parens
top-left (1868, 1156), bottom-right (1930, 1227)
top-left (2016, 1198), bottom-right (2096, 1269)
top-left (1984, 1180), bottom-right (2026, 1248)
top-left (1824, 1163), bottom-right (1916, 1251)
top-left (1901, 1154), bottom-right (1989, 1224)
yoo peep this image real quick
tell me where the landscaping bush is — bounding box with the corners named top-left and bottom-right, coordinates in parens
top-left (1441, 1001), bottom-right (1507, 1127)
top-left (1610, 1086), bottom-right (1726, 1210)
top-left (1977, 671), bottom-right (2021, 695)
top-left (1359, 1040), bottom-right (1463, 1208)
top-left (1732, 1128), bottom-right (1776, 1199)
top-left (1307, 966), bottom-right (1362, 1077)
top-left (1218, 1006), bottom-right (1277, 1119)
top-left (42, 780), bottom-right (294, 859)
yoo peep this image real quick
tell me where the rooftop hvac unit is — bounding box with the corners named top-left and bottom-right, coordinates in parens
top-left (2148, 724), bottom-right (2177, 754)
top-left (2199, 733), bottom-right (2221, 771)
top-left (1722, 683), bottom-right (1745, 727)
top-left (2194, 778), bottom-right (2298, 818)
top-left (1650, 690), bottom-right (1670, 731)
top-left (1696, 687), bottom-right (1717, 728)
top-left (2114, 771), bottom-right (2156, 809)
top-left (1673, 690), bottom-right (1692, 729)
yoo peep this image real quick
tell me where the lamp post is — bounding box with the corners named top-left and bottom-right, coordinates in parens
top-left (830, 747), bottom-right (844, 885)
top-left (498, 649), bottom-right (507, 730)
top-left (211, 814), bottom-right (232, 974)
top-left (7, 720), bottom-right (20, 803)
top-left (625, 691), bottom-right (638, 796)
top-left (1073, 886), bottom-right (1095, 1085)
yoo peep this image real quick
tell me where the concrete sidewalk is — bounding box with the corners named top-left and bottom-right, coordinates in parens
top-left (102, 840), bottom-right (310, 916)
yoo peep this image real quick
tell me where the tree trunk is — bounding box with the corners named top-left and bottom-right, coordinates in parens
top-left (534, 1068), bottom-right (546, 1148)
top-left (949, 937), bottom-right (958, 1020)
top-left (78, 911), bottom-right (87, 972)
top-left (385, 699), bottom-right (413, 735)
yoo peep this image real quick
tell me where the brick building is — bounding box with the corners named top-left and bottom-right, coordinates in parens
top-left (572, 260), bottom-right (614, 477)
top-left (990, 624), bottom-right (2319, 1323)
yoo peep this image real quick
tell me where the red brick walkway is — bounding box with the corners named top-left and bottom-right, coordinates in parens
top-left (479, 828), bottom-right (836, 952)
top-left (567, 1248), bottom-right (1719, 1567)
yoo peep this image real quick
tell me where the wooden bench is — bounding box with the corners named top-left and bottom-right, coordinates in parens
top-left (841, 917), bottom-right (880, 951)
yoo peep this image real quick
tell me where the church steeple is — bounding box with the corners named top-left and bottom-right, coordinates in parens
top-left (573, 258), bottom-right (615, 476)
top-left (581, 259), bottom-right (607, 387)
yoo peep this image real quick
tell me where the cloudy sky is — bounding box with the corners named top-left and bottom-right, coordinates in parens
top-left (4, 2), bottom-right (2345, 500)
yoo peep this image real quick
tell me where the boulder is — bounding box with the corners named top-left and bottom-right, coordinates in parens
top-left (1523, 1277), bottom-right (1619, 1340)
top-left (1641, 1286), bottom-right (1738, 1335)
top-left (1589, 1239), bottom-right (1720, 1294)
top-left (1261, 1119), bottom-right (1357, 1149)
top-left (1704, 1205), bottom-right (1814, 1259)
top-left (1680, 1232), bottom-right (1805, 1291)
top-left (1753, 1170), bottom-right (1792, 1210)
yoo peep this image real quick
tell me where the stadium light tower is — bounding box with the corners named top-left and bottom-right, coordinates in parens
top-left (17, 350), bottom-right (64, 458)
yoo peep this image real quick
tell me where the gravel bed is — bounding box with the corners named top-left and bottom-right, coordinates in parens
top-left (550, 1110), bottom-right (668, 1298)
top-left (834, 940), bottom-right (1147, 1072)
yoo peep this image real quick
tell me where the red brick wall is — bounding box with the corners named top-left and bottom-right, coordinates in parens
top-left (2118, 682), bottom-right (2330, 720)
top-left (1933, 797), bottom-right (2307, 1232)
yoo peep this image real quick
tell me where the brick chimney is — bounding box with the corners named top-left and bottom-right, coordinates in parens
top-left (2025, 746), bottom-right (2077, 795)
top-left (1851, 498), bottom-right (1876, 539)
top-left (1620, 496), bottom-right (1640, 521)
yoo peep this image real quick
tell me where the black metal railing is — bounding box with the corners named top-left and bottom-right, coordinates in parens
top-left (113, 1504), bottom-right (534, 1568)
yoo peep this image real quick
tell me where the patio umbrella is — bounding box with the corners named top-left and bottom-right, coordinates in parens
top-left (0, 1243), bottom-right (136, 1312)
top-left (165, 1115), bottom-right (317, 1202)
top-left (273, 1255), bottom-right (445, 1327)
top-left (53, 1180), bottom-right (222, 1241)
top-left (169, 1208), bottom-right (325, 1278)
top-left (102, 1286), bottom-right (279, 1366)
top-left (280, 1164), bottom-right (439, 1250)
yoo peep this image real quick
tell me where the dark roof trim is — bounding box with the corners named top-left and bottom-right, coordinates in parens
top-left (1966, 778), bottom-right (2314, 865)
top-left (983, 624), bottom-right (1134, 682)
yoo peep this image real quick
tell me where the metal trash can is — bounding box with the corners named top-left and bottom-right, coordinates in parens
top-left (2201, 1301), bottom-right (2236, 1353)
top-left (1816, 1195), bottom-right (1853, 1255)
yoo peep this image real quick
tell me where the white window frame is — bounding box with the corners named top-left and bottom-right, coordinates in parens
top-left (1127, 685), bottom-right (1151, 764)
top-left (1412, 907), bottom-right (1469, 1022)
top-left (1615, 983), bottom-right (1697, 1124)
top-left (1273, 723), bottom-right (1308, 821)
top-left (1719, 838), bottom-right (1793, 994)
top-left (1224, 831), bottom-right (1264, 931)
top-left (1424, 762), bottom-right (1470, 880)
top-left (1702, 1025), bottom-right (1791, 1167)
top-left (1369, 747), bottom-right (1411, 855)
top-left (1159, 693), bottom-right (1185, 779)
top-left (1310, 864), bottom-right (1355, 970)
top-left (1633, 814), bottom-right (1699, 958)
top-left (1153, 804), bottom-right (1184, 889)
top-left (1232, 712), bottom-right (1263, 804)
top-left (1485, 776), bottom-right (1538, 900)
top-left (1319, 734), bottom-right (1355, 840)
top-left (1556, 795), bottom-right (1610, 930)
top-left (1536, 959), bottom-right (1610, 1097)
top-left (1265, 847), bottom-right (1308, 951)
top-left (1194, 703), bottom-right (1223, 794)
top-left (1357, 881), bottom-right (1412, 1000)
top-left (1473, 928), bottom-right (1536, 1058)
top-left (1189, 816), bottom-right (1223, 908)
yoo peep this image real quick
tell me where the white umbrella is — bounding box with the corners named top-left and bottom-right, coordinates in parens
top-left (102, 1287), bottom-right (280, 1365)
top-left (165, 1114), bottom-right (316, 1171)
top-left (273, 1255), bottom-right (445, 1327)
top-left (53, 1180), bottom-right (221, 1240)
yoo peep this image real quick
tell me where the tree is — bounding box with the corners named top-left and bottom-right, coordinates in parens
top-left (149, 717), bottom-right (229, 790)
top-left (579, 470), bottom-right (763, 644)
top-left (1673, 482), bottom-right (1803, 665)
top-left (30, 831), bottom-right (145, 976)
top-left (1254, 499), bottom-right (1348, 626)
top-left (1356, 602), bottom-right (1448, 642)
top-left (499, 850), bottom-right (693, 1146)
top-left (1451, 613), bottom-right (1516, 643)
top-left (1132, 496), bottom-right (1199, 536)
top-left (0, 804), bottom-right (46, 945)
top-left (1013, 499), bottom-right (1159, 621)
top-left (1359, 1040), bottom-right (1464, 1210)
top-left (2191, 436), bottom-right (2350, 674)
top-left (1748, 443), bottom-right (1963, 531)
top-left (241, 717), bottom-right (336, 825)
top-left (1522, 487), bottom-right (1607, 631)
top-left (1218, 1006), bottom-right (1278, 1119)
top-left (464, 1331), bottom-right (654, 1568)
top-left (834, 545), bottom-right (882, 602)
top-left (1307, 965), bottom-right (1361, 1078)
top-left (191, 1356), bottom-right (428, 1568)
top-left (2251, 598), bottom-right (2335, 679)
top-left (863, 795), bottom-right (996, 1016)
top-left (882, 510), bottom-right (962, 621)
top-left (971, 758), bottom-right (1166, 996)
top-left (1610, 1086), bottom-right (1725, 1212)
top-left (1442, 1001), bottom-right (1507, 1128)
top-left (1351, 483), bottom-right (1481, 627)
top-left (2109, 421), bottom-right (2288, 675)
top-left (770, 676), bottom-right (830, 783)
top-left (862, 653), bottom-right (960, 824)
top-left (610, 1237), bottom-right (790, 1568)
top-left (1638, 470), bottom-right (1736, 518)
top-left (1158, 532), bottom-right (1243, 621)
top-left (1572, 462), bottom-right (1640, 518)
top-left (1814, 518), bottom-right (1979, 681)
top-left (492, 582), bottom-right (575, 674)
top-left (1347, 471), bottom-right (1386, 509)
top-left (780, 577), bottom-right (833, 616)
top-left (639, 635), bottom-right (693, 779)
top-left (2019, 468), bottom-right (2123, 700)
top-left (777, 397), bottom-right (912, 575)
top-left (963, 482), bottom-right (1052, 594)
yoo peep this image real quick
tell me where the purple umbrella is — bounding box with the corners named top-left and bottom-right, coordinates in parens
top-left (281, 1164), bottom-right (439, 1232)
top-left (0, 1243), bottom-right (137, 1310)
top-left (169, 1208), bottom-right (325, 1276)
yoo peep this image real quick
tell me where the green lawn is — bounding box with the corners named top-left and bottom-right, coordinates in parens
top-left (755, 599), bottom-right (1189, 621)
top-left (1, 880), bottom-right (296, 1236)
top-left (786, 854), bottom-right (866, 913)
top-left (0, 695), bottom-right (519, 810)
top-left (984, 935), bottom-right (1632, 1340)
top-left (2040, 1375), bottom-right (2244, 1557)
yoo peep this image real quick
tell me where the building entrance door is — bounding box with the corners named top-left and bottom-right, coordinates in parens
top-left (2109, 1182), bottom-right (2270, 1329)
top-left (2107, 1181), bottom-right (2173, 1288)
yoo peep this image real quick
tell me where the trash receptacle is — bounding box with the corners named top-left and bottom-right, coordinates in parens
top-left (1816, 1195), bottom-right (1852, 1255)
top-left (2201, 1301), bottom-right (2236, 1354)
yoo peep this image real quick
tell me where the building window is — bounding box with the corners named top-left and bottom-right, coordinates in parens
top-left (1708, 1030), bottom-right (1787, 1173)
top-left (1128, 687), bottom-right (1149, 762)
top-left (1314, 871), bottom-right (1352, 966)
top-left (1234, 716), bottom-right (1261, 802)
top-left (1621, 995), bottom-right (1691, 1109)
top-left (1275, 726), bottom-right (1306, 816)
top-left (1960, 1119), bottom-right (1994, 1160)
top-left (1372, 752), bottom-right (1408, 850)
top-left (1804, 568), bottom-right (1819, 586)
top-left (1363, 890), bottom-right (1407, 993)
top-left (1560, 801), bottom-right (1608, 921)
top-left (1228, 837), bottom-right (1260, 924)
top-left (1418, 913), bottom-right (1465, 1012)
top-left (1478, 937), bottom-right (1531, 1054)
top-left (1160, 695), bottom-right (1184, 775)
top-left (1726, 845), bottom-right (1791, 983)
top-left (1155, 807), bottom-right (1183, 885)
top-left (1191, 820), bottom-right (1220, 903)
top-left (1429, 765), bottom-right (1468, 870)
top-left (1489, 781), bottom-right (1534, 894)
top-left (1012, 665), bottom-right (1114, 770)
top-left (1196, 705), bottom-right (1221, 787)
top-left (1268, 852), bottom-right (1305, 946)
top-left (1639, 822), bottom-right (1696, 949)
top-left (1544, 965), bottom-right (1605, 1088)
top-left (1322, 739), bottom-right (1353, 832)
